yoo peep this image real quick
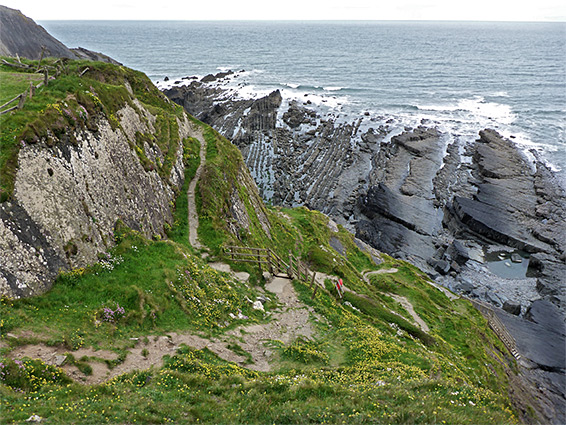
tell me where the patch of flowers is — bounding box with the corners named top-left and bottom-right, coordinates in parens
top-left (169, 258), bottom-right (255, 328)
top-left (283, 336), bottom-right (329, 365)
top-left (0, 357), bottom-right (70, 392)
top-left (162, 346), bottom-right (258, 381)
top-left (67, 329), bottom-right (86, 350)
top-left (58, 267), bottom-right (88, 287)
top-left (96, 302), bottom-right (126, 325)
top-left (98, 253), bottom-right (124, 272)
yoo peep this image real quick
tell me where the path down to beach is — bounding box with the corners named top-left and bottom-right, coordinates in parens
top-left (187, 127), bottom-right (207, 250)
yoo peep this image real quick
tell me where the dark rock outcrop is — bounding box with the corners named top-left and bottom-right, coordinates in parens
top-left (0, 5), bottom-right (75, 59)
top-left (0, 5), bottom-right (120, 64)
top-left (70, 47), bottom-right (121, 65)
top-left (164, 78), bottom-right (384, 221)
top-left (163, 80), bottom-right (565, 319)
top-left (162, 72), bottom-right (565, 421)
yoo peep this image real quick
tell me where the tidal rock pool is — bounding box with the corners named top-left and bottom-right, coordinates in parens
top-left (485, 250), bottom-right (530, 279)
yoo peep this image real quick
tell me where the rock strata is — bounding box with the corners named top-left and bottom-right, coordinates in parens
top-left (164, 79), bottom-right (565, 317)
top-left (163, 77), bottom-right (565, 418)
top-left (165, 79), bottom-right (386, 225)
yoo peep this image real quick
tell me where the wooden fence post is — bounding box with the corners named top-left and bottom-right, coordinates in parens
top-left (16, 94), bottom-right (25, 110)
top-left (288, 250), bottom-right (293, 279)
top-left (256, 248), bottom-right (262, 273)
top-left (267, 250), bottom-right (274, 275)
top-left (310, 272), bottom-right (316, 289)
top-left (311, 284), bottom-right (319, 300)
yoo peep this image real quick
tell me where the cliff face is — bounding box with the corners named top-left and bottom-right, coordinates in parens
top-left (0, 5), bottom-right (74, 59)
top-left (0, 76), bottom-right (195, 298)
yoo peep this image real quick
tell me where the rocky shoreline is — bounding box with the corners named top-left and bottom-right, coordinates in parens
top-left (163, 71), bottom-right (565, 422)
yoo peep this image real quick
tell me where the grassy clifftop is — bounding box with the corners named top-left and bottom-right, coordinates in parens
top-left (0, 60), bottom-right (523, 424)
top-left (0, 57), bottom-right (185, 202)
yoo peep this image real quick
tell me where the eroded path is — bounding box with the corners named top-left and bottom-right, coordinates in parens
top-left (187, 127), bottom-right (207, 250)
top-left (7, 126), bottom-right (321, 382)
top-left (386, 293), bottom-right (430, 333)
top-left (9, 273), bottom-right (318, 382)
top-left (224, 276), bottom-right (319, 371)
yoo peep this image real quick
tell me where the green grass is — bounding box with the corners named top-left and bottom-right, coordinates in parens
top-left (0, 59), bottom-right (523, 424)
top-left (0, 57), bottom-right (185, 202)
top-left (0, 72), bottom-right (43, 105)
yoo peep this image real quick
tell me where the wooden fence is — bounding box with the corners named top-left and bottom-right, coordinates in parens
top-left (1, 56), bottom-right (88, 116)
top-left (470, 299), bottom-right (521, 360)
top-left (224, 246), bottom-right (319, 298)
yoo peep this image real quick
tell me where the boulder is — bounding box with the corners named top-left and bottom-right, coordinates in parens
top-left (502, 301), bottom-right (522, 316)
top-left (434, 260), bottom-right (451, 275)
top-left (525, 300), bottom-right (565, 336)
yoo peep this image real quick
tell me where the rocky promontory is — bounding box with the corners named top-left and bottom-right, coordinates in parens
top-left (163, 74), bottom-right (565, 421)
top-left (0, 5), bottom-right (120, 64)
top-left (164, 74), bottom-right (565, 314)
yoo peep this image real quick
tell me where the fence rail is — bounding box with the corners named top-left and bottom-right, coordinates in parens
top-left (224, 245), bottom-right (319, 298)
top-left (470, 299), bottom-right (521, 360)
top-left (1, 56), bottom-right (90, 116)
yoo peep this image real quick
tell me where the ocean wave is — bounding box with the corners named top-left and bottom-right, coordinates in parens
top-left (490, 91), bottom-right (510, 98)
top-left (323, 86), bottom-right (345, 92)
top-left (280, 82), bottom-right (300, 89)
top-left (414, 96), bottom-right (516, 126)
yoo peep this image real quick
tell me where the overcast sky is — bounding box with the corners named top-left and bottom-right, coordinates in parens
top-left (3, 0), bottom-right (565, 21)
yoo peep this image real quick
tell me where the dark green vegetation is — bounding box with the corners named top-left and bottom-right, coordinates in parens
top-left (1, 60), bottom-right (520, 424)
top-left (0, 57), bottom-right (186, 201)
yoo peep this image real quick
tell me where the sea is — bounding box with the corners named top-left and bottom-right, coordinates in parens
top-left (41, 20), bottom-right (566, 181)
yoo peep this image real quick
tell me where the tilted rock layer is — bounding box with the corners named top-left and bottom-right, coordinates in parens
top-left (164, 77), bottom-right (565, 418)
top-left (164, 75), bottom-right (565, 315)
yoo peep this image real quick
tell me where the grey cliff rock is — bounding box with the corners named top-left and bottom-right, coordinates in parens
top-left (0, 102), bottom-right (194, 298)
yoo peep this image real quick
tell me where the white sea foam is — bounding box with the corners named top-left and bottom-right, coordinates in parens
top-left (457, 96), bottom-right (516, 125)
top-left (416, 96), bottom-right (516, 126)
top-left (491, 91), bottom-right (510, 98)
top-left (281, 82), bottom-right (300, 89)
top-left (157, 71), bottom-right (562, 186)
top-left (155, 77), bottom-right (198, 91)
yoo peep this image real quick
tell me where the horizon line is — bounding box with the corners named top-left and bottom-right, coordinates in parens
top-left (38, 18), bottom-right (566, 23)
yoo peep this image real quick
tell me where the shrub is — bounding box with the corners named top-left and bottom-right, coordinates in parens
top-left (0, 358), bottom-right (71, 392)
top-left (282, 336), bottom-right (329, 365)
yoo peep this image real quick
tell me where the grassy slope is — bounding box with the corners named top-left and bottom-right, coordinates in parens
top-left (0, 60), bottom-right (521, 424)
top-left (0, 57), bottom-right (185, 202)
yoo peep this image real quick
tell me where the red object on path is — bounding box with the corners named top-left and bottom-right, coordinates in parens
top-left (336, 278), bottom-right (344, 297)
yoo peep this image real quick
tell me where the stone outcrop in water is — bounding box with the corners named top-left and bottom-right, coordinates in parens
top-left (164, 77), bottom-right (565, 314)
